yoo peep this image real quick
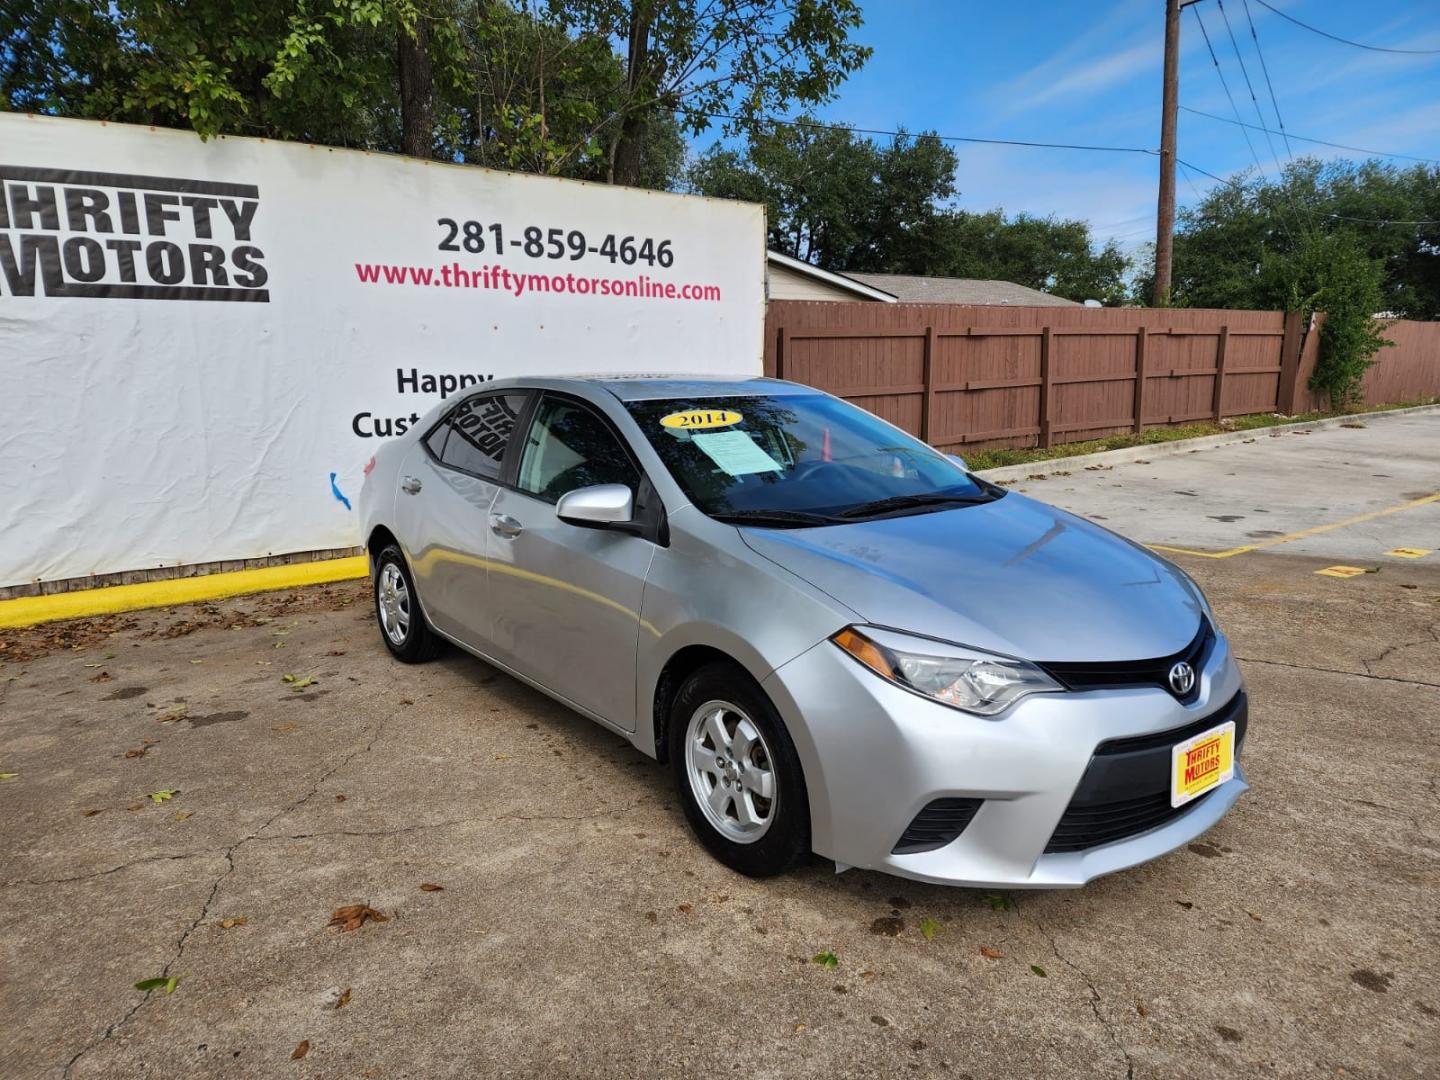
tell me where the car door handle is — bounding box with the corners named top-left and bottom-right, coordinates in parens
top-left (490, 514), bottom-right (523, 539)
top-left (401, 476), bottom-right (423, 495)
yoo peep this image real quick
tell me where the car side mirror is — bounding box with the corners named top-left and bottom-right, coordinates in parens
top-left (946, 453), bottom-right (970, 472)
top-left (555, 483), bottom-right (635, 529)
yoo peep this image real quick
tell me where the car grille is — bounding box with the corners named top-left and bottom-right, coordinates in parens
top-left (1038, 618), bottom-right (1215, 703)
top-left (892, 797), bottom-right (984, 854)
top-left (1043, 691), bottom-right (1247, 855)
top-left (1045, 789), bottom-right (1217, 853)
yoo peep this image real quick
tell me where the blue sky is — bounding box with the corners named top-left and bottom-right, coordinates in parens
top-left (786, 0), bottom-right (1440, 252)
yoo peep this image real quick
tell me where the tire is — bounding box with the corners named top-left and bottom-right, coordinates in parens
top-left (670, 661), bottom-right (810, 878)
top-left (373, 544), bottom-right (444, 663)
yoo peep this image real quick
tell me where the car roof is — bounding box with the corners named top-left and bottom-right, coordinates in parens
top-left (482, 374), bottom-right (821, 403)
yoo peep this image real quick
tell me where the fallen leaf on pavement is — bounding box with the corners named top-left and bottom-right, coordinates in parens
top-left (1248, 912), bottom-right (1262, 922)
top-left (147, 788), bottom-right (178, 803)
top-left (291, 1040), bottom-right (310, 1060)
top-left (272, 723), bottom-right (298, 734)
top-left (812, 951), bottom-right (839, 969)
top-left (1030, 964), bottom-right (1047, 977)
top-left (334, 987), bottom-right (352, 1009)
top-left (1137, 1002), bottom-right (1149, 1017)
top-left (919, 916), bottom-right (944, 941)
top-left (328, 904), bottom-right (389, 932)
top-left (83, 809), bottom-right (105, 817)
top-left (135, 975), bottom-right (182, 994)
top-left (676, 903), bottom-right (692, 913)
top-left (172, 810), bottom-right (194, 822)
top-left (983, 894), bottom-right (1011, 911)
top-left (334, 794), bottom-right (347, 802)
top-left (419, 883), bottom-right (444, 892)
top-left (156, 704), bottom-right (188, 723)
top-left (980, 946), bottom-right (1004, 960)
top-left (123, 747), bottom-right (148, 759)
top-left (219, 917), bottom-right (247, 929)
top-left (0, 772), bottom-right (19, 781)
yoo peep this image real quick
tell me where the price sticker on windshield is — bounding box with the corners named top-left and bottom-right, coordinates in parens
top-left (660, 409), bottom-right (742, 431)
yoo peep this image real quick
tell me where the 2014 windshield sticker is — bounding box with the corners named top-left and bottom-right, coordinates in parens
top-left (660, 409), bottom-right (742, 431)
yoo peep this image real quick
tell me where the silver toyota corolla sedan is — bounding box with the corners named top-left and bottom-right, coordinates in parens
top-left (359, 375), bottom-right (1247, 887)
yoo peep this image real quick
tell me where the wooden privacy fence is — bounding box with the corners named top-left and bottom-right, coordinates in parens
top-left (764, 302), bottom-right (1312, 451)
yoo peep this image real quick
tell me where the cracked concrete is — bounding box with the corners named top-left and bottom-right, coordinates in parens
top-left (2, 548), bottom-right (1438, 1078)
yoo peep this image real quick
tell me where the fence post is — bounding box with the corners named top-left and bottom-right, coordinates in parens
top-left (1212, 325), bottom-right (1229, 421)
top-left (1133, 327), bottom-right (1148, 432)
top-left (921, 325), bottom-right (936, 444)
top-left (775, 326), bottom-right (788, 381)
top-left (1038, 326), bottom-right (1054, 449)
top-left (1276, 310), bottom-right (1303, 414)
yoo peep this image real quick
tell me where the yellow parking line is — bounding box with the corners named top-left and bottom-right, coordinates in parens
top-left (1148, 544), bottom-right (1255, 559)
top-left (1149, 492), bottom-right (1440, 562)
top-left (0, 556), bottom-right (369, 630)
top-left (1245, 493), bottom-right (1440, 552)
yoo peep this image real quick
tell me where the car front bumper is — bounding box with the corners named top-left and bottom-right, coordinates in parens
top-left (762, 629), bottom-right (1248, 888)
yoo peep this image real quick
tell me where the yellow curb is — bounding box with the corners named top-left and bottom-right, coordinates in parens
top-left (0, 557), bottom-right (369, 630)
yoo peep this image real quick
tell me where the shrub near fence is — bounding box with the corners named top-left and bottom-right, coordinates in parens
top-left (763, 302), bottom-right (1439, 452)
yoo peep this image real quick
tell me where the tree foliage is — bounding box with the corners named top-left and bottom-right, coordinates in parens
top-left (1, 0), bottom-right (868, 190)
top-left (1151, 157), bottom-right (1440, 320)
top-left (689, 120), bottom-right (1131, 304)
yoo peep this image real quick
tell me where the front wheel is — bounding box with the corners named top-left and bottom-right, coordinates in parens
top-left (670, 661), bottom-right (810, 877)
top-left (373, 545), bottom-right (444, 662)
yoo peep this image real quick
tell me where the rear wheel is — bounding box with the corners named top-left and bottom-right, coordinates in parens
top-left (670, 662), bottom-right (810, 877)
top-left (373, 545), bottom-right (444, 662)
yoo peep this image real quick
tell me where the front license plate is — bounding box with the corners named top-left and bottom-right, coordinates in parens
top-left (1171, 720), bottom-right (1236, 808)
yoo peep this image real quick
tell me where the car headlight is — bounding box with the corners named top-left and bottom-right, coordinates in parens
top-left (831, 625), bottom-right (1061, 716)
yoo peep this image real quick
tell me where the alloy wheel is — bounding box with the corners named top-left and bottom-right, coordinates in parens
top-left (377, 562), bottom-right (411, 646)
top-left (684, 699), bottom-right (777, 844)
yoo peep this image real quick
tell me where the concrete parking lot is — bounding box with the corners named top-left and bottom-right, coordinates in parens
top-left (2, 420), bottom-right (1438, 1079)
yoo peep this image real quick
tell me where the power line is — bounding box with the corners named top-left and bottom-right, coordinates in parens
top-left (1251, 0), bottom-right (1440, 55)
top-left (1239, 0), bottom-right (1292, 158)
top-left (1216, 0), bottom-right (1286, 174)
top-left (1191, 4), bottom-right (1272, 182)
top-left (699, 111), bottom-right (1157, 155)
top-left (1179, 105), bottom-right (1440, 165)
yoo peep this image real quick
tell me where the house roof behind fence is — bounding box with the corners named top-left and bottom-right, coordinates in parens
top-left (846, 273), bottom-right (1083, 307)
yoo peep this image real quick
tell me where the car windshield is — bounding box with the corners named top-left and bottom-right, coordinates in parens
top-left (625, 393), bottom-right (1000, 525)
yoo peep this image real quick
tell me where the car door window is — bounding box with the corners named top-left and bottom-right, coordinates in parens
top-left (517, 396), bottom-right (641, 502)
top-left (428, 392), bottom-right (527, 479)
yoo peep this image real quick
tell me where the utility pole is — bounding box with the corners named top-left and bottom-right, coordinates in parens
top-left (1154, 0), bottom-right (1188, 307)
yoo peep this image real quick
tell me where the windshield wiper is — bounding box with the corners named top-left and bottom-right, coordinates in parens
top-left (711, 509), bottom-right (843, 528)
top-left (835, 491), bottom-right (996, 520)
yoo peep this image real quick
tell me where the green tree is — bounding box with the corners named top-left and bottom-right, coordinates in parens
top-left (1264, 232), bottom-right (1392, 409)
top-left (1150, 157), bottom-right (1440, 319)
top-left (690, 119), bottom-right (956, 270)
top-left (3, 0), bottom-right (867, 188)
top-left (551, 0), bottom-right (871, 186)
top-left (690, 120), bottom-right (1130, 303)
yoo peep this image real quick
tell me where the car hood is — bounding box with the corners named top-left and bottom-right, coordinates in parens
top-left (738, 492), bottom-right (1205, 662)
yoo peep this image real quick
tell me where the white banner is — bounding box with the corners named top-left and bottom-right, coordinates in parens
top-left (0, 113), bottom-right (765, 587)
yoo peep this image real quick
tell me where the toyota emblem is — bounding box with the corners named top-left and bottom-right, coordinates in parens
top-left (1168, 661), bottom-right (1196, 696)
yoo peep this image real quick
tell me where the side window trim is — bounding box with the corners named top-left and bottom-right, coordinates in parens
top-left (422, 389), bottom-right (532, 482)
top-left (514, 391), bottom-right (646, 505)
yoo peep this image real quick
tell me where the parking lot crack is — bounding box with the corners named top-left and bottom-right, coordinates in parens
top-left (2, 850), bottom-right (211, 890)
top-left (1033, 918), bottom-right (1135, 1079)
top-left (1235, 654), bottom-right (1440, 690)
top-left (61, 720), bottom-right (385, 1078)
